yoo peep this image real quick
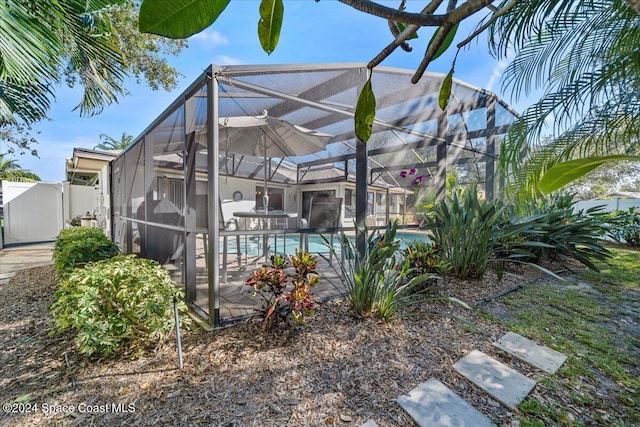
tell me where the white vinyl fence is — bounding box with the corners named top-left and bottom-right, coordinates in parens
top-left (574, 198), bottom-right (640, 212)
top-left (2, 181), bottom-right (64, 245)
top-left (1, 181), bottom-right (103, 246)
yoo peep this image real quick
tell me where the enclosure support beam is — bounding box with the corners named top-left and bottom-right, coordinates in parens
top-left (356, 138), bottom-right (367, 257)
top-left (207, 73), bottom-right (222, 327)
top-left (486, 98), bottom-right (496, 200)
top-left (184, 132), bottom-right (197, 303)
top-left (436, 114), bottom-right (448, 201)
top-left (143, 135), bottom-right (154, 257)
top-left (370, 155), bottom-right (488, 175)
top-left (125, 157), bottom-right (133, 254)
top-left (300, 126), bottom-right (504, 169)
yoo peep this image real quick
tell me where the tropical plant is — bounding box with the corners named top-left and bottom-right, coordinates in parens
top-left (50, 254), bottom-right (186, 357)
top-left (422, 186), bottom-right (505, 279)
top-left (603, 207), bottom-right (640, 246)
top-left (493, 0), bottom-right (640, 198)
top-left (245, 250), bottom-right (321, 330)
top-left (403, 240), bottom-right (449, 279)
top-left (328, 221), bottom-right (434, 321)
top-left (0, 0), bottom-right (185, 134)
top-left (0, 154), bottom-right (40, 182)
top-left (94, 132), bottom-right (133, 150)
top-left (495, 194), bottom-right (611, 271)
top-left (53, 226), bottom-right (120, 274)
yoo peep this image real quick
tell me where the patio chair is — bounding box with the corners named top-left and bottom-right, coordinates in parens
top-left (302, 195), bottom-right (343, 262)
top-left (198, 198), bottom-right (242, 282)
top-left (137, 199), bottom-right (184, 264)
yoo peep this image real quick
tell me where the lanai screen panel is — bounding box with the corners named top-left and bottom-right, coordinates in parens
top-left (111, 155), bottom-right (126, 250)
top-left (141, 106), bottom-right (186, 283)
top-left (124, 140), bottom-right (145, 256)
top-left (110, 63), bottom-right (520, 327)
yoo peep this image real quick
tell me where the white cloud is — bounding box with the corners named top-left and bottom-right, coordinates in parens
top-left (214, 55), bottom-right (243, 66)
top-left (485, 58), bottom-right (508, 93)
top-left (190, 30), bottom-right (229, 49)
top-left (485, 49), bottom-right (515, 93)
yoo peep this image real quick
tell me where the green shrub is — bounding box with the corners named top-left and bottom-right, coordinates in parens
top-left (245, 250), bottom-right (321, 330)
top-left (603, 207), bottom-right (640, 246)
top-left (403, 240), bottom-right (449, 277)
top-left (50, 255), bottom-right (186, 357)
top-left (497, 194), bottom-right (611, 270)
top-left (422, 186), bottom-right (504, 279)
top-left (329, 221), bottom-right (434, 321)
top-left (53, 226), bottom-right (120, 274)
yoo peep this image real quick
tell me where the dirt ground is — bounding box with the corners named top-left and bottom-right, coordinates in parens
top-left (0, 262), bottom-right (635, 426)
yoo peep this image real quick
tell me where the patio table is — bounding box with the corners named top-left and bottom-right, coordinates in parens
top-left (233, 211), bottom-right (298, 261)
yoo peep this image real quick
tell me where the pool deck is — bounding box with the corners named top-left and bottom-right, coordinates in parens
top-left (166, 238), bottom-right (348, 325)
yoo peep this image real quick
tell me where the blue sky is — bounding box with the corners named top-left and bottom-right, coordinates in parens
top-left (9, 1), bottom-right (520, 181)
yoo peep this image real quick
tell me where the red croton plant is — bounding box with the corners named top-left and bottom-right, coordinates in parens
top-left (245, 250), bottom-right (321, 331)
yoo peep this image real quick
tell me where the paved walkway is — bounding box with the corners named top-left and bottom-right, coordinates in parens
top-left (396, 332), bottom-right (567, 427)
top-left (0, 242), bottom-right (54, 276)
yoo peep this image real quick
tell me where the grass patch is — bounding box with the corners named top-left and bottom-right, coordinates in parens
top-left (486, 246), bottom-right (639, 426)
top-left (582, 244), bottom-right (640, 290)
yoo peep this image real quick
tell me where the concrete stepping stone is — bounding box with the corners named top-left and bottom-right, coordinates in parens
top-left (397, 377), bottom-right (495, 427)
top-left (359, 421), bottom-right (378, 427)
top-left (493, 331), bottom-right (567, 374)
top-left (453, 350), bottom-right (536, 410)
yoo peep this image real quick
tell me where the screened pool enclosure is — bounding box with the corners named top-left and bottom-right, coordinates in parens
top-left (110, 63), bottom-right (518, 326)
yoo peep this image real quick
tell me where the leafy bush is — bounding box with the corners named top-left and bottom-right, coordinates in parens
top-left (53, 226), bottom-right (120, 274)
top-left (498, 194), bottom-right (611, 270)
top-left (403, 240), bottom-right (449, 281)
top-left (603, 207), bottom-right (640, 246)
top-left (245, 250), bottom-right (321, 330)
top-left (421, 190), bottom-right (610, 279)
top-left (422, 186), bottom-right (504, 279)
top-left (50, 255), bottom-right (185, 357)
top-left (329, 221), bottom-right (434, 321)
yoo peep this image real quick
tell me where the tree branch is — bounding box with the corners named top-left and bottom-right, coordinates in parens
top-left (357, 0), bottom-right (496, 79)
top-left (456, 0), bottom-right (520, 50)
top-left (412, 0), bottom-right (494, 82)
top-left (338, 0), bottom-right (446, 26)
top-left (412, 23), bottom-right (455, 83)
top-left (368, 0), bottom-right (445, 69)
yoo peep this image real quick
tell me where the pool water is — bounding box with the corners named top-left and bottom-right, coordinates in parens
top-left (221, 232), bottom-right (431, 257)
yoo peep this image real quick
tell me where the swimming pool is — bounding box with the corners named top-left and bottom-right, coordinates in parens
top-left (222, 231), bottom-right (431, 257)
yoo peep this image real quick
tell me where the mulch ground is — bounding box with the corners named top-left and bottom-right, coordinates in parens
top-left (0, 262), bottom-right (628, 426)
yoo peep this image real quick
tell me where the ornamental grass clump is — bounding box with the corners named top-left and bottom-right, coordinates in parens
top-left (329, 221), bottom-right (435, 321)
top-left (53, 226), bottom-right (120, 275)
top-left (50, 255), bottom-right (186, 357)
top-left (245, 250), bottom-right (321, 331)
top-left (422, 186), bottom-right (504, 279)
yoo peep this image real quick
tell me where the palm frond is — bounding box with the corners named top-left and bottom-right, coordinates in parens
top-left (60, 0), bottom-right (128, 116)
top-left (492, 0), bottom-right (640, 199)
top-left (503, 100), bottom-right (640, 202)
top-left (0, 80), bottom-right (53, 124)
top-left (0, 1), bottom-right (63, 82)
